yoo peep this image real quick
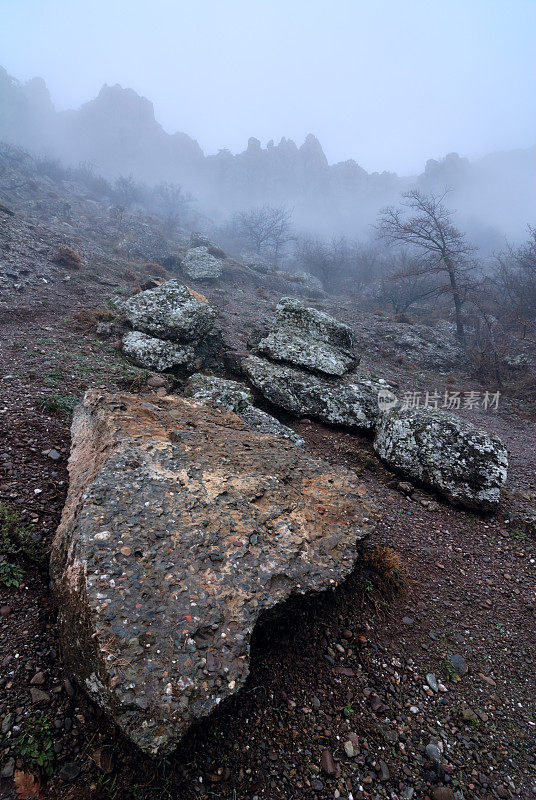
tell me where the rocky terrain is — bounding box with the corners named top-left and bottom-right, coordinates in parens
top-left (0, 149), bottom-right (535, 800)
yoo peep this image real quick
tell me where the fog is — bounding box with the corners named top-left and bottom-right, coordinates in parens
top-left (0, 0), bottom-right (535, 249)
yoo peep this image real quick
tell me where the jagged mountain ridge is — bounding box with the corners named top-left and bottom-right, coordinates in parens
top-left (1, 66), bottom-right (534, 243)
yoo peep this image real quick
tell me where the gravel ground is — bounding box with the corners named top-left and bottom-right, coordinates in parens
top-left (0, 195), bottom-right (535, 800)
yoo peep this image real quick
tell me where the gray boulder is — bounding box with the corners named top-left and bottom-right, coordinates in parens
top-left (243, 355), bottom-right (385, 431)
top-left (256, 297), bottom-right (359, 376)
top-left (122, 331), bottom-right (196, 372)
top-left (51, 391), bottom-right (375, 755)
top-left (181, 246), bottom-right (223, 280)
top-left (123, 280), bottom-right (216, 341)
top-left (374, 406), bottom-right (508, 510)
top-left (185, 373), bottom-right (304, 445)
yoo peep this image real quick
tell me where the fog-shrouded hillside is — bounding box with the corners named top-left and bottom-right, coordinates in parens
top-left (1, 65), bottom-right (534, 248)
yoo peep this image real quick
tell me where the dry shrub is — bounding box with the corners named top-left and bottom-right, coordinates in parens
top-left (185, 287), bottom-right (208, 303)
top-left (207, 245), bottom-right (226, 259)
top-left (120, 269), bottom-right (139, 283)
top-left (394, 312), bottom-right (414, 324)
top-left (143, 262), bottom-right (170, 278)
top-left (53, 246), bottom-right (82, 270)
top-left (70, 310), bottom-right (96, 332)
top-left (363, 545), bottom-right (410, 593)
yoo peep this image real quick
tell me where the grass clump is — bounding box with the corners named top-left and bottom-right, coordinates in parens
top-left (53, 245), bottom-right (82, 270)
top-left (38, 393), bottom-right (79, 416)
top-left (0, 502), bottom-right (45, 566)
top-left (13, 717), bottom-right (55, 776)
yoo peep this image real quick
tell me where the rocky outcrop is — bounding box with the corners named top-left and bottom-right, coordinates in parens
top-left (374, 407), bottom-right (508, 510)
top-left (185, 373), bottom-right (304, 445)
top-left (123, 280), bottom-right (216, 341)
top-left (242, 300), bottom-right (383, 430)
top-left (122, 281), bottom-right (218, 373)
top-left (181, 246), bottom-right (223, 280)
top-left (243, 356), bottom-right (384, 431)
top-left (122, 331), bottom-right (196, 372)
top-left (256, 298), bottom-right (359, 377)
top-left (51, 391), bottom-right (375, 756)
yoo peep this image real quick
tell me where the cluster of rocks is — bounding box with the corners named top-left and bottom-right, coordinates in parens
top-left (242, 298), bottom-right (508, 511)
top-left (51, 390), bottom-right (375, 756)
top-left (121, 280), bottom-right (219, 373)
top-left (243, 297), bottom-right (388, 432)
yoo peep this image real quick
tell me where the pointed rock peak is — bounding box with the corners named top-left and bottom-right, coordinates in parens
top-left (299, 133), bottom-right (328, 166)
top-left (87, 83), bottom-right (156, 124)
top-left (277, 137), bottom-right (298, 154)
top-left (247, 136), bottom-right (262, 152)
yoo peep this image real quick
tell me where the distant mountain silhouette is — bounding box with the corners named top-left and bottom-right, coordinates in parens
top-left (0, 66), bottom-right (534, 244)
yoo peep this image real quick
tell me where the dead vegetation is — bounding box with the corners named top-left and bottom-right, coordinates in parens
top-left (52, 245), bottom-right (82, 270)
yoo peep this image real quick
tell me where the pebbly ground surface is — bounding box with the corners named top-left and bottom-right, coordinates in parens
top-left (0, 199), bottom-right (535, 799)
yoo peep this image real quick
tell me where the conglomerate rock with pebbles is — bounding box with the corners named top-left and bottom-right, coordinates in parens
top-left (51, 390), bottom-right (376, 756)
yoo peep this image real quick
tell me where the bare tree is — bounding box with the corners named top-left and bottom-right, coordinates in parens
top-left (377, 189), bottom-right (477, 343)
top-left (152, 182), bottom-right (194, 234)
top-left (494, 226), bottom-right (536, 324)
top-left (234, 205), bottom-right (294, 265)
top-left (374, 250), bottom-right (438, 314)
top-left (114, 174), bottom-right (140, 208)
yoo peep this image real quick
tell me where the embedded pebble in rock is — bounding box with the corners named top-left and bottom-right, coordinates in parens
top-left (51, 390), bottom-right (375, 756)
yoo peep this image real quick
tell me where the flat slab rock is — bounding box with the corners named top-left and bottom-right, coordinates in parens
top-left (256, 297), bottom-right (359, 376)
top-left (243, 355), bottom-right (386, 431)
top-left (51, 391), bottom-right (375, 756)
top-left (374, 406), bottom-right (508, 510)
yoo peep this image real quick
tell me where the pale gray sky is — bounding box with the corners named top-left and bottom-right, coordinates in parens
top-left (1, 0), bottom-right (535, 173)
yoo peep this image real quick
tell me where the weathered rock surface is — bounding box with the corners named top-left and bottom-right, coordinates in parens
top-left (181, 246), bottom-right (223, 280)
top-left (243, 355), bottom-right (384, 431)
top-left (374, 407), bottom-right (508, 510)
top-left (122, 331), bottom-right (196, 372)
top-left (185, 373), bottom-right (304, 445)
top-left (123, 280), bottom-right (216, 341)
top-left (256, 297), bottom-right (359, 376)
top-left (51, 390), bottom-right (375, 756)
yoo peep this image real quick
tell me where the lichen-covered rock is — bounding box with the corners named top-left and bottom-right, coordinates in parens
top-left (124, 280), bottom-right (216, 341)
top-left (373, 407), bottom-right (508, 510)
top-left (122, 331), bottom-right (196, 372)
top-left (51, 391), bottom-right (375, 756)
top-left (243, 355), bottom-right (384, 430)
top-left (185, 373), bottom-right (303, 445)
top-left (256, 297), bottom-right (358, 376)
top-left (181, 246), bottom-right (223, 280)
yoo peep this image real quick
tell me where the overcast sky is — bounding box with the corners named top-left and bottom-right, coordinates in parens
top-left (1, 0), bottom-right (535, 174)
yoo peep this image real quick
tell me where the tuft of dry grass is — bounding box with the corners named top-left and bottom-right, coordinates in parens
top-left (143, 262), bottom-right (170, 278)
top-left (362, 544), bottom-right (411, 594)
top-left (53, 245), bottom-right (82, 270)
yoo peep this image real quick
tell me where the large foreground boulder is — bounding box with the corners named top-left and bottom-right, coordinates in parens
top-left (374, 407), bottom-right (508, 510)
top-left (256, 297), bottom-right (359, 376)
top-left (243, 355), bottom-right (384, 431)
top-left (52, 391), bottom-right (375, 756)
